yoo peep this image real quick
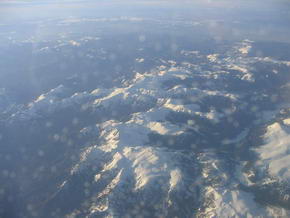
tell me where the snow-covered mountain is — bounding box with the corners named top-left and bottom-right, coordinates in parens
top-left (1, 39), bottom-right (290, 217)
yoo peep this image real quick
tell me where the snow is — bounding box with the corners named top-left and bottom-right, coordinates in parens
top-left (69, 40), bottom-right (80, 46)
top-left (207, 54), bottom-right (219, 62)
top-left (163, 99), bottom-right (200, 114)
top-left (99, 120), bottom-right (150, 150)
top-left (203, 188), bottom-right (288, 218)
top-left (199, 151), bottom-right (289, 217)
top-left (10, 42), bottom-right (261, 124)
top-left (4, 39), bottom-right (290, 216)
top-left (169, 169), bottom-right (182, 191)
top-left (74, 141), bottom-right (196, 216)
top-left (283, 118), bottom-right (290, 125)
top-left (239, 44), bottom-right (252, 55)
top-left (255, 120), bottom-right (290, 181)
top-left (136, 58), bottom-right (144, 63)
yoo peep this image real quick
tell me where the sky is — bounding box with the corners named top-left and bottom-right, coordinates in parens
top-left (1, 0), bottom-right (289, 22)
